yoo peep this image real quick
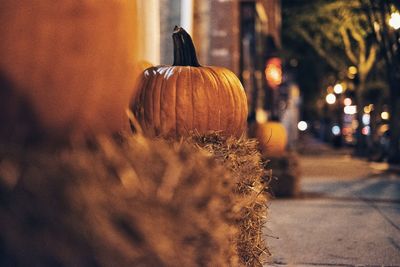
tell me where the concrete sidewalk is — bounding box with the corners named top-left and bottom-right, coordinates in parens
top-left (265, 154), bottom-right (400, 266)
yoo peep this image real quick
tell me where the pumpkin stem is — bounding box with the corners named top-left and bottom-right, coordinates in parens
top-left (172, 26), bottom-right (201, 67)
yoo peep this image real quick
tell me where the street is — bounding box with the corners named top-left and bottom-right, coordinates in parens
top-left (266, 141), bottom-right (400, 266)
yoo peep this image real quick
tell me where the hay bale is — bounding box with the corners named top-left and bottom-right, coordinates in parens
top-left (189, 133), bottom-right (270, 266)
top-left (0, 133), bottom-right (269, 266)
top-left (264, 151), bottom-right (301, 198)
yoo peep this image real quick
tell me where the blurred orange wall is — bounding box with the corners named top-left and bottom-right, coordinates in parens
top-left (0, 0), bottom-right (154, 138)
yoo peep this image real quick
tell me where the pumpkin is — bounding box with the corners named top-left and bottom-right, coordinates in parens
top-left (254, 121), bottom-right (287, 156)
top-left (131, 26), bottom-right (248, 138)
top-left (0, 1), bottom-right (144, 137)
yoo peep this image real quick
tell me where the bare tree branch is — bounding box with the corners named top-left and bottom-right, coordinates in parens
top-left (290, 0), bottom-right (378, 89)
top-left (364, 44), bottom-right (377, 75)
top-left (294, 26), bottom-right (345, 71)
top-left (339, 27), bottom-right (357, 65)
top-left (349, 27), bottom-right (367, 63)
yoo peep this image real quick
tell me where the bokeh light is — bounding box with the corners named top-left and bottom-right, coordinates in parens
top-left (265, 57), bottom-right (282, 89)
top-left (297, 121), bottom-right (308, 131)
top-left (344, 98), bottom-right (352, 106)
top-left (331, 125), bottom-right (341, 136)
top-left (389, 12), bottom-right (400, 30)
top-left (362, 114), bottom-right (370, 125)
top-left (344, 105), bottom-right (357, 115)
top-left (363, 105), bottom-right (373, 114)
top-left (362, 126), bottom-right (370, 136)
top-left (381, 111), bottom-right (390, 120)
top-left (348, 66), bottom-right (357, 75)
top-left (326, 93), bottom-right (336, 104)
top-left (333, 83), bottom-right (343, 94)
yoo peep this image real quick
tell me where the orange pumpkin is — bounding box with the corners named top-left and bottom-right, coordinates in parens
top-left (131, 26), bottom-right (248, 138)
top-left (255, 121), bottom-right (287, 156)
top-left (0, 1), bottom-right (140, 137)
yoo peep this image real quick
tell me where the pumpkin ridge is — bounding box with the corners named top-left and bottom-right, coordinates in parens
top-left (159, 67), bottom-right (170, 136)
top-left (206, 67), bottom-right (222, 131)
top-left (174, 68), bottom-right (180, 136)
top-left (197, 67), bottom-right (209, 133)
top-left (189, 67), bottom-right (195, 133)
top-left (170, 66), bottom-right (179, 136)
top-left (198, 69), bottom-right (211, 131)
top-left (220, 70), bottom-right (237, 136)
top-left (229, 71), bottom-right (242, 136)
top-left (161, 67), bottom-right (176, 136)
top-left (153, 68), bottom-right (165, 135)
top-left (242, 84), bottom-right (248, 133)
top-left (191, 68), bottom-right (205, 133)
top-left (142, 70), bottom-right (154, 135)
top-left (214, 68), bottom-right (227, 132)
top-left (144, 70), bottom-right (153, 135)
top-left (227, 70), bottom-right (246, 136)
top-left (136, 70), bottom-right (151, 131)
top-left (144, 70), bottom-right (154, 136)
top-left (175, 68), bottom-right (185, 135)
top-left (207, 69), bottom-right (220, 131)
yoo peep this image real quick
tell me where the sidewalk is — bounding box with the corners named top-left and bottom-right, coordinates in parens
top-left (296, 134), bottom-right (352, 156)
top-left (265, 136), bottom-right (400, 266)
top-left (297, 134), bottom-right (400, 174)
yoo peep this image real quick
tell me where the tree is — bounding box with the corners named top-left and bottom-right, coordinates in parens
top-left (285, 0), bottom-right (378, 154)
top-left (362, 0), bottom-right (400, 163)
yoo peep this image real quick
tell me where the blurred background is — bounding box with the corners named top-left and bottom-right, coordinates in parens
top-left (139, 0), bottom-right (400, 164)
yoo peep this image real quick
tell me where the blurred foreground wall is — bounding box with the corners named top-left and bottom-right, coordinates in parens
top-left (0, 1), bottom-right (159, 139)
